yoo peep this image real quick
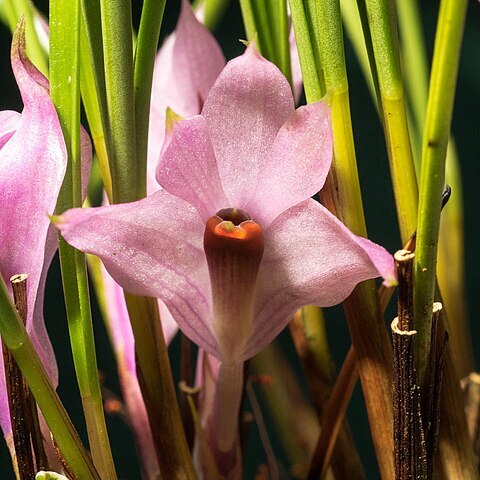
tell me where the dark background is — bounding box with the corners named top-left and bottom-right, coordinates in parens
top-left (1, 0), bottom-right (479, 478)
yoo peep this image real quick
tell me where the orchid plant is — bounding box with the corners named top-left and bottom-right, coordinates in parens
top-left (0, 0), bottom-right (477, 479)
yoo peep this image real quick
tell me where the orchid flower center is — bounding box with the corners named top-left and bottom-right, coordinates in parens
top-left (203, 208), bottom-right (264, 364)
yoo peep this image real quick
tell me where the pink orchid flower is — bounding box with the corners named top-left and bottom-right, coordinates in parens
top-left (0, 23), bottom-right (91, 458)
top-left (57, 45), bottom-right (395, 477)
top-left (96, 2), bottom-right (226, 477)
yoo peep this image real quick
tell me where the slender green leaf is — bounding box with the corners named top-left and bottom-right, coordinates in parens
top-left (0, 278), bottom-right (100, 480)
top-left (288, 0), bottom-right (323, 102)
top-left (134, 0), bottom-right (166, 198)
top-left (414, 0), bottom-right (468, 385)
top-left (50, 2), bottom-right (117, 478)
top-left (99, 0), bottom-right (137, 203)
top-left (359, 0), bottom-right (418, 242)
top-left (197, 0), bottom-right (230, 30)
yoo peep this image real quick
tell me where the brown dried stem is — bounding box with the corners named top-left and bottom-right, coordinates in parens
top-left (435, 304), bottom-right (478, 478)
top-left (2, 274), bottom-right (35, 479)
top-left (289, 308), bottom-right (365, 479)
top-left (395, 250), bottom-right (415, 330)
top-left (391, 317), bottom-right (427, 479)
top-left (307, 346), bottom-right (359, 480)
top-left (10, 275), bottom-right (49, 472)
top-left (392, 249), bottom-right (428, 479)
top-left (392, 248), bottom-right (448, 479)
top-left (250, 344), bottom-right (321, 478)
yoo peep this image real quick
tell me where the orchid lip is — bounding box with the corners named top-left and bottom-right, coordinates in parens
top-left (204, 209), bottom-right (264, 363)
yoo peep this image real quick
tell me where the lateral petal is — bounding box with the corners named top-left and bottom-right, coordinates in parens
top-left (157, 115), bottom-right (228, 221)
top-left (245, 101), bottom-right (333, 227)
top-left (56, 191), bottom-right (219, 356)
top-left (243, 199), bottom-right (395, 359)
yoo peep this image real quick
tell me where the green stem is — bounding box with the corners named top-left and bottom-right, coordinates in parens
top-left (398, 0), bottom-right (473, 378)
top-left (251, 1), bottom-right (275, 60)
top-left (340, 0), bottom-right (375, 100)
top-left (266, 0), bottom-right (292, 84)
top-left (288, 0), bottom-right (323, 102)
top-left (195, 0), bottom-right (231, 31)
top-left (134, 0), bottom-right (166, 199)
top-left (239, 0), bottom-right (257, 42)
top-left (240, 0), bottom-right (291, 85)
top-left (437, 142), bottom-right (472, 377)
top-left (99, 0), bottom-right (137, 203)
top-left (413, 0), bottom-right (468, 386)
top-left (0, 0), bottom-right (17, 31)
top-left (303, 0), bottom-right (324, 87)
top-left (359, 0), bottom-right (418, 242)
top-left (396, 0), bottom-right (428, 168)
top-left (50, 2), bottom-right (117, 479)
top-left (300, 307), bottom-right (335, 382)
top-left (0, 279), bottom-right (100, 480)
top-left (80, 0), bottom-right (112, 200)
top-left (315, 0), bottom-right (367, 237)
top-left (124, 294), bottom-right (196, 479)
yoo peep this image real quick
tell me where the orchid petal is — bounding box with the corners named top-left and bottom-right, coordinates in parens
top-left (148, 0), bottom-right (225, 191)
top-left (173, 0), bottom-right (226, 113)
top-left (194, 352), bottom-right (222, 479)
top-left (1, 30), bottom-right (65, 368)
top-left (56, 191), bottom-right (219, 356)
top-left (99, 221), bottom-right (176, 479)
top-left (157, 115), bottom-right (228, 221)
top-left (120, 370), bottom-right (160, 479)
top-left (0, 111), bottom-right (21, 148)
top-left (290, 26), bottom-right (303, 104)
top-left (202, 45), bottom-right (295, 206)
top-left (30, 126), bottom-right (91, 387)
top-left (101, 262), bottom-right (177, 374)
top-left (0, 25), bottom-right (68, 437)
top-left (246, 101), bottom-right (333, 227)
top-left (243, 199), bottom-right (395, 359)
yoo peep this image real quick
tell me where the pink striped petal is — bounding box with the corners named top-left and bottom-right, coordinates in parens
top-left (56, 191), bottom-right (219, 356)
top-left (202, 45), bottom-right (294, 206)
top-left (245, 101), bottom-right (333, 227)
top-left (243, 199), bottom-right (395, 359)
top-left (0, 23), bottom-right (69, 436)
top-left (148, 0), bottom-right (225, 191)
top-left (0, 111), bottom-right (20, 148)
top-left (157, 115), bottom-right (228, 221)
top-left (290, 26), bottom-right (303, 104)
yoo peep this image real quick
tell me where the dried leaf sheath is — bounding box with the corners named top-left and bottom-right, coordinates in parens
top-left (393, 249), bottom-right (447, 479)
top-left (392, 318), bottom-right (427, 479)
